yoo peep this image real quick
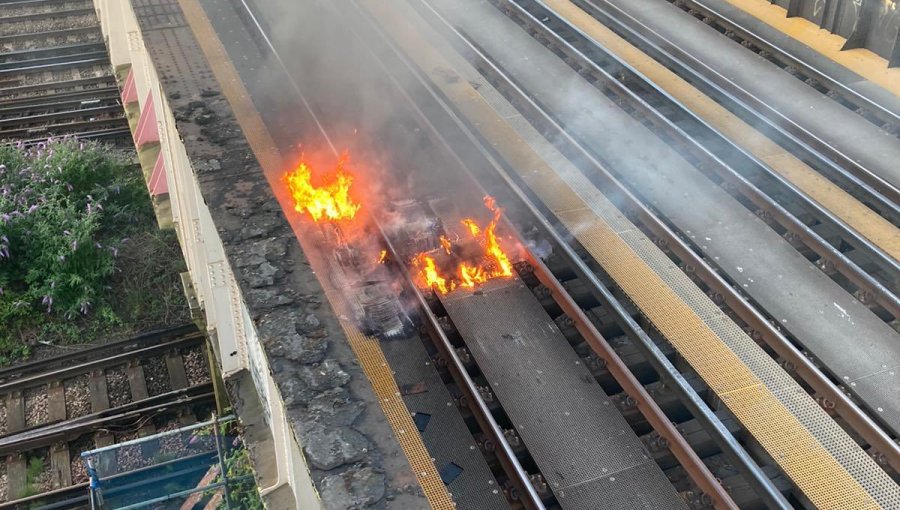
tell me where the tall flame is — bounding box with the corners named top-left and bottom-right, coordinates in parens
top-left (412, 196), bottom-right (514, 294)
top-left (413, 253), bottom-right (450, 294)
top-left (284, 157), bottom-right (361, 222)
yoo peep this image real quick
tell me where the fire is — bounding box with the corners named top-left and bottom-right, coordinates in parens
top-left (439, 235), bottom-right (452, 255)
top-left (412, 196), bottom-right (514, 294)
top-left (377, 249), bottom-right (388, 264)
top-left (413, 253), bottom-right (450, 294)
top-left (480, 195), bottom-right (514, 278)
top-left (284, 156), bottom-right (361, 222)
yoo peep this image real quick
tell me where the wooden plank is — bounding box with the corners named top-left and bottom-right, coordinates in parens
top-left (126, 362), bottom-right (149, 401)
top-left (50, 442), bottom-right (72, 488)
top-left (7, 454), bottom-right (26, 500)
top-left (6, 391), bottom-right (25, 433)
top-left (88, 370), bottom-right (110, 413)
top-left (93, 432), bottom-right (116, 476)
top-left (47, 382), bottom-right (66, 422)
top-left (165, 353), bottom-right (189, 390)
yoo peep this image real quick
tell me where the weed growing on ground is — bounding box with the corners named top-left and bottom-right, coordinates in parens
top-left (0, 138), bottom-right (189, 364)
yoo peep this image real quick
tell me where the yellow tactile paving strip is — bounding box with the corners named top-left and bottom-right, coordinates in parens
top-left (358, 0), bottom-right (892, 507)
top-left (176, 1), bottom-right (452, 507)
top-left (718, 0), bottom-right (900, 95)
top-left (544, 0), bottom-right (900, 260)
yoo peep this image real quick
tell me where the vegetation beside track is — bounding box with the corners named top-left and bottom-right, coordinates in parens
top-left (0, 138), bottom-right (189, 365)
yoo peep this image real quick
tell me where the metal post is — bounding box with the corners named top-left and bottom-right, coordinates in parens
top-left (212, 413), bottom-right (233, 510)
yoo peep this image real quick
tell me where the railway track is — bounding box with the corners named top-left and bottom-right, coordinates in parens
top-left (0, 0), bottom-right (130, 146)
top-left (666, 0), bottom-right (900, 133)
top-left (570, 0), bottom-right (900, 220)
top-left (401, 0), bottom-right (900, 451)
top-left (0, 325), bottom-right (212, 506)
top-left (496, 0), bottom-right (900, 304)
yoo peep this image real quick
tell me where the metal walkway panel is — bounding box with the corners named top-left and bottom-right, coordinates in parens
top-left (380, 335), bottom-right (511, 509)
top-left (441, 279), bottom-right (686, 509)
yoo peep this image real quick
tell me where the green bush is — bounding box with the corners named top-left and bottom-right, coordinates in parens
top-left (0, 139), bottom-right (155, 362)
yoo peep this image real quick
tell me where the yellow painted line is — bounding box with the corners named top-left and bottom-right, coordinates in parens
top-left (544, 0), bottom-right (900, 260)
top-left (359, 0), bottom-right (886, 507)
top-left (176, 1), bottom-right (454, 507)
top-left (719, 0), bottom-right (900, 95)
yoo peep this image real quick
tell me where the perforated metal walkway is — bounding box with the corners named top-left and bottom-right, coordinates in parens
top-left (441, 279), bottom-right (687, 509)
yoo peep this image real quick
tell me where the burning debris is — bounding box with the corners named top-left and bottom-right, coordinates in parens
top-left (281, 150), bottom-right (517, 337)
top-left (410, 196), bottom-right (514, 295)
top-left (282, 154), bottom-right (407, 339)
top-left (284, 155), bottom-right (361, 222)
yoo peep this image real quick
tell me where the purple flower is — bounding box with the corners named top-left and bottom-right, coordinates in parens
top-left (26, 204), bottom-right (38, 214)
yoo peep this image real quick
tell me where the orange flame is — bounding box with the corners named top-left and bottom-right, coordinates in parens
top-left (284, 157), bottom-right (361, 222)
top-left (377, 249), bottom-right (388, 264)
top-left (413, 253), bottom-right (449, 294)
top-left (439, 235), bottom-right (452, 255)
top-left (412, 196), bottom-right (514, 294)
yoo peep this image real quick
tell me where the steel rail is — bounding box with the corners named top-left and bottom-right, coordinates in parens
top-left (6, 127), bottom-right (132, 146)
top-left (348, 1), bottom-right (777, 504)
top-left (435, 0), bottom-right (900, 470)
top-left (675, 0), bottom-right (900, 126)
top-left (0, 26), bottom-right (99, 45)
top-left (0, 324), bottom-right (200, 383)
top-left (572, 0), bottom-right (900, 217)
top-left (0, 118), bottom-right (128, 139)
top-left (504, 1), bottom-right (900, 316)
top-left (525, 253), bottom-right (738, 509)
top-left (0, 333), bottom-right (204, 394)
top-left (0, 7), bottom-right (95, 23)
top-left (0, 42), bottom-right (106, 62)
top-left (0, 94), bottom-right (121, 117)
top-left (0, 86), bottom-right (120, 110)
top-left (0, 385), bottom-right (215, 455)
top-left (0, 57), bottom-right (110, 77)
top-left (0, 103), bottom-right (123, 126)
top-left (0, 50), bottom-right (109, 71)
top-left (0, 75), bottom-right (114, 99)
top-left (0, 0), bottom-right (89, 8)
top-left (380, 225), bottom-right (547, 510)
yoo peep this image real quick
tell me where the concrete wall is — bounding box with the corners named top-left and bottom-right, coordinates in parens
top-left (90, 1), bottom-right (320, 507)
